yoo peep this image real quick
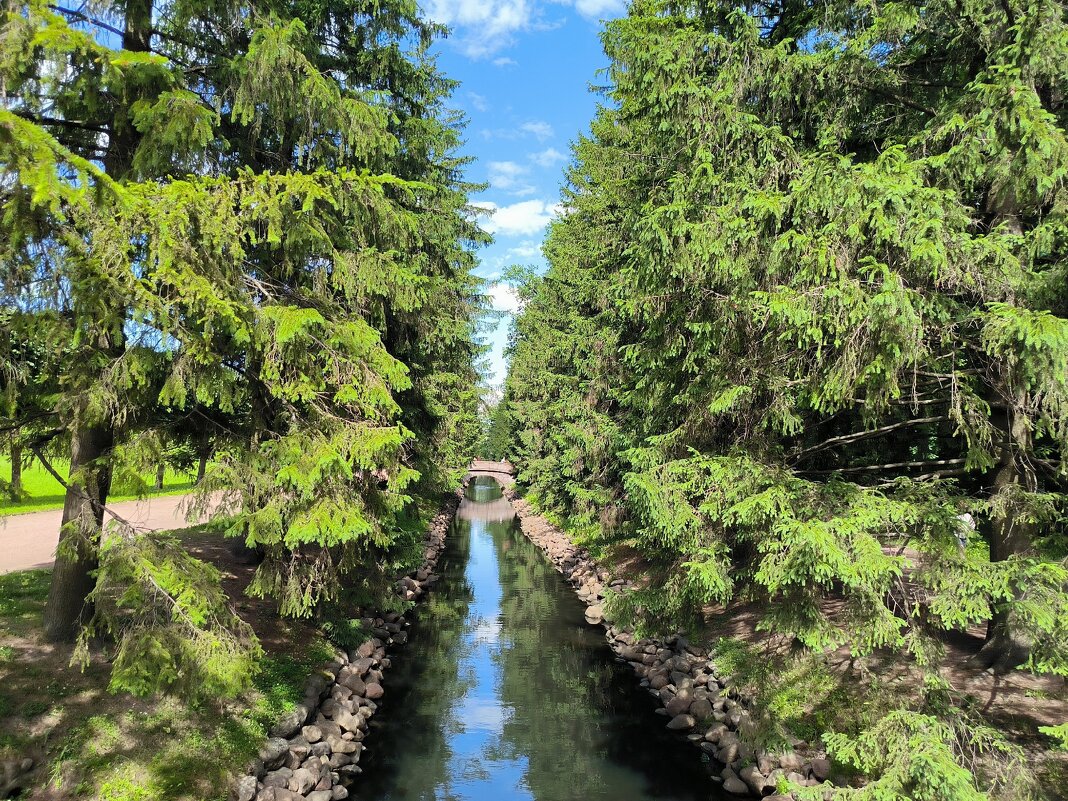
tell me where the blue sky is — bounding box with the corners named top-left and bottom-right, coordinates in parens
top-left (424, 0), bottom-right (627, 388)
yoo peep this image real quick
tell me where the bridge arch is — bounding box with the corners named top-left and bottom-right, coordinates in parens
top-left (465, 460), bottom-right (515, 488)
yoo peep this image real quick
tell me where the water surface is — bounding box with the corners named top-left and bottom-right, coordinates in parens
top-left (354, 478), bottom-right (717, 801)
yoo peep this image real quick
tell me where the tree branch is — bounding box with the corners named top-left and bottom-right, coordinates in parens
top-left (791, 415), bottom-right (950, 463)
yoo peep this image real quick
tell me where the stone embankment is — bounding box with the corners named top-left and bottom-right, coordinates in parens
top-left (504, 490), bottom-right (833, 800)
top-left (232, 493), bottom-right (460, 801)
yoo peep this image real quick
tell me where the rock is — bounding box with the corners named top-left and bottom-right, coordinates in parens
top-left (352, 657), bottom-right (374, 676)
top-left (331, 787), bottom-right (349, 800)
top-left (364, 682), bottom-right (385, 700)
top-left (739, 765), bottom-right (766, 795)
top-left (259, 738), bottom-right (290, 769)
top-left (356, 640), bottom-right (375, 659)
top-left (721, 769), bottom-right (748, 795)
top-left (689, 698), bottom-right (713, 720)
top-left (335, 710), bottom-right (363, 734)
top-left (326, 736), bottom-right (358, 754)
top-left (705, 724), bottom-right (729, 743)
top-left (302, 725), bottom-right (323, 744)
top-left (341, 675), bottom-right (366, 695)
top-left (810, 758), bottom-right (831, 781)
top-left (585, 604), bottom-right (604, 624)
top-left (758, 755), bottom-right (779, 775)
top-left (235, 775), bottom-right (258, 801)
top-left (717, 741), bottom-right (740, 764)
top-left (306, 792), bottom-right (333, 801)
top-left (666, 714), bottom-right (695, 731)
top-left (779, 752), bottom-right (804, 772)
top-left (665, 695), bottom-right (692, 717)
top-left (288, 766), bottom-right (318, 795)
top-left (262, 769), bottom-right (292, 789)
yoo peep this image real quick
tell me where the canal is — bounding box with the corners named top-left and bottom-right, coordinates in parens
top-left (353, 477), bottom-right (719, 801)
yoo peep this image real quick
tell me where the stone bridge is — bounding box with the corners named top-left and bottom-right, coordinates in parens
top-left (466, 459), bottom-right (515, 488)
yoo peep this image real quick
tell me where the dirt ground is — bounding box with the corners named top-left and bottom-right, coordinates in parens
top-left (0, 528), bottom-right (319, 801)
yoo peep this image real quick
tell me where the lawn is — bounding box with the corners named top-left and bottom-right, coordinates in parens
top-left (1, 456), bottom-right (196, 516)
top-left (0, 530), bottom-right (333, 801)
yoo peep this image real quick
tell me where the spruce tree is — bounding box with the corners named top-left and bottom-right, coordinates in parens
top-left (505, 0), bottom-right (1068, 794)
top-left (1, 0), bottom-right (482, 692)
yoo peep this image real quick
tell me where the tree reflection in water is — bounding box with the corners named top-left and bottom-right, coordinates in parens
top-left (353, 478), bottom-right (716, 801)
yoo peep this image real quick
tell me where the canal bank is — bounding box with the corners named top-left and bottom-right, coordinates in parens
top-left (502, 487), bottom-right (832, 801)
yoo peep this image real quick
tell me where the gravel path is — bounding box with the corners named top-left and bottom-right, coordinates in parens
top-left (0, 494), bottom-right (203, 574)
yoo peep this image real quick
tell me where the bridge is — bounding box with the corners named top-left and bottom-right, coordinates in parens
top-left (467, 459), bottom-right (515, 488)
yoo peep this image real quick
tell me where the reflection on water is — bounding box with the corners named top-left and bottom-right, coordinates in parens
top-left (353, 478), bottom-right (717, 801)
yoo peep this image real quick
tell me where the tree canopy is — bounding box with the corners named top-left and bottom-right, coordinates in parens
top-left (1, 0), bottom-right (484, 696)
top-left (502, 0), bottom-right (1068, 796)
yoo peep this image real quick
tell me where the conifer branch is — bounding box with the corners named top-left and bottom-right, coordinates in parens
top-left (791, 415), bottom-right (951, 463)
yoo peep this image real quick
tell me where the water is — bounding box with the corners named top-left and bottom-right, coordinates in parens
top-left (353, 477), bottom-right (719, 801)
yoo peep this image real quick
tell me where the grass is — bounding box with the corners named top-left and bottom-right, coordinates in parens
top-left (1, 455), bottom-right (196, 516)
top-left (0, 542), bottom-right (334, 801)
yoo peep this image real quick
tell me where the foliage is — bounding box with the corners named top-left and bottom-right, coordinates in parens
top-left (503, 0), bottom-right (1068, 794)
top-left (77, 531), bottom-right (263, 700)
top-left (0, 0), bottom-right (484, 690)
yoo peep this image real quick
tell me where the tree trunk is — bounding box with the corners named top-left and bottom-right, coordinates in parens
top-left (43, 422), bottom-right (115, 641)
top-left (196, 427), bottom-right (209, 484)
top-left (42, 0), bottom-right (151, 643)
top-left (969, 397), bottom-right (1036, 673)
top-left (155, 461), bottom-right (165, 491)
top-left (8, 437), bottom-right (21, 500)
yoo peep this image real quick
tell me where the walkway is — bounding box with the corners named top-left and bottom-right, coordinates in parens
top-left (2, 462), bottom-right (515, 575)
top-left (0, 494), bottom-right (202, 574)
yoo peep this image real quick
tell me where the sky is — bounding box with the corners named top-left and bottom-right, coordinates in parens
top-left (423, 0), bottom-right (628, 389)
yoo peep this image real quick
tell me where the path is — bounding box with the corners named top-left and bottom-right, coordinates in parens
top-left (0, 494), bottom-right (204, 574)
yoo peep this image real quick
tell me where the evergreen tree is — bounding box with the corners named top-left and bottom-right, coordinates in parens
top-left (505, 0), bottom-right (1068, 794)
top-left (1, 0), bottom-right (482, 693)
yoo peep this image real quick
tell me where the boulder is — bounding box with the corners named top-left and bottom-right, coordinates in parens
top-left (739, 765), bottom-right (766, 795)
top-left (666, 714), bottom-right (695, 731)
top-left (721, 769), bottom-right (748, 796)
top-left (288, 766), bottom-right (319, 795)
top-left (258, 738), bottom-right (290, 770)
top-left (270, 704), bottom-right (310, 739)
top-left (235, 775), bottom-right (258, 801)
top-left (302, 725), bottom-right (323, 744)
top-left (779, 752), bottom-right (804, 772)
top-left (689, 698), bottom-right (713, 720)
top-left (364, 682), bottom-right (385, 700)
top-left (810, 758), bottom-right (831, 781)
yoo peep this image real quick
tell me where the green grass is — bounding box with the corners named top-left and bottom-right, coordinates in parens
top-left (0, 561), bottom-right (335, 801)
top-left (1, 456), bottom-right (196, 516)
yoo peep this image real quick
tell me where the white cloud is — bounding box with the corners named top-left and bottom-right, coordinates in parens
top-left (474, 199), bottom-right (562, 236)
top-left (571, 0), bottom-right (626, 17)
top-left (506, 240), bottom-right (541, 259)
top-left (424, 0), bottom-right (533, 57)
top-left (426, 1), bottom-right (626, 58)
top-left (487, 282), bottom-right (524, 314)
top-left (531, 147), bottom-right (566, 167)
top-left (493, 57), bottom-right (518, 67)
top-left (468, 92), bottom-right (489, 112)
top-left (520, 120), bottom-right (554, 141)
top-left (488, 160), bottom-right (537, 196)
